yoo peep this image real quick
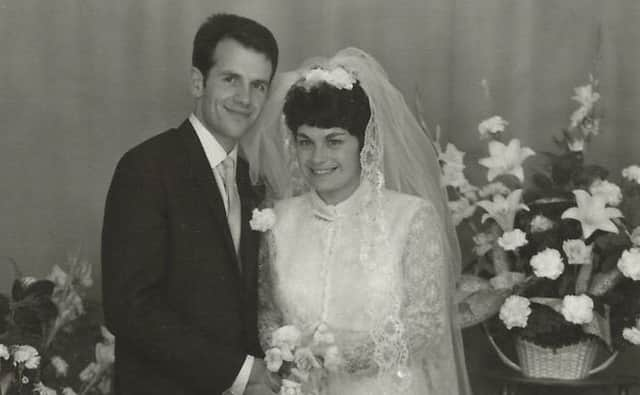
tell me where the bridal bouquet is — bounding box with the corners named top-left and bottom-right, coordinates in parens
top-left (264, 324), bottom-right (342, 395)
top-left (0, 255), bottom-right (114, 395)
top-left (426, 77), bottom-right (640, 352)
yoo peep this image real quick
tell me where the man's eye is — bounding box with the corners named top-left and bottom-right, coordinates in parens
top-left (253, 82), bottom-right (268, 93)
top-left (296, 139), bottom-right (311, 147)
top-left (223, 76), bottom-right (237, 84)
top-left (328, 139), bottom-right (344, 147)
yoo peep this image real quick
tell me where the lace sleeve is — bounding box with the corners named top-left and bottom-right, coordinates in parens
top-left (400, 202), bottom-right (459, 393)
top-left (257, 231), bottom-right (284, 350)
top-left (401, 203), bottom-right (447, 352)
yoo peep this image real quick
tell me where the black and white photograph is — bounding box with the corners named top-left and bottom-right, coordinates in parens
top-left (1, 1), bottom-right (640, 394)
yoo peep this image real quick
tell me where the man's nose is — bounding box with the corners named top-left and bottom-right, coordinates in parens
top-left (233, 83), bottom-right (251, 106)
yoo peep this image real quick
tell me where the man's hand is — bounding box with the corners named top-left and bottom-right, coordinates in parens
top-left (248, 358), bottom-right (281, 393)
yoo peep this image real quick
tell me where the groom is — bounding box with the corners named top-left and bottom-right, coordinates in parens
top-left (102, 13), bottom-right (278, 395)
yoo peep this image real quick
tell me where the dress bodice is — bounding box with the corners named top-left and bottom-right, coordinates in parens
top-left (258, 183), bottom-right (462, 394)
top-left (269, 184), bottom-right (420, 335)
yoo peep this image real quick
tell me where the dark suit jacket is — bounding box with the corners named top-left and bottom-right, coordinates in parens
top-left (101, 120), bottom-right (263, 395)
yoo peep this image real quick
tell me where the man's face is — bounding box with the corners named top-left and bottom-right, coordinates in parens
top-left (192, 38), bottom-right (273, 150)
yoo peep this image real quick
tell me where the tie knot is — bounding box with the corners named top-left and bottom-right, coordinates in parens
top-left (221, 156), bottom-right (235, 178)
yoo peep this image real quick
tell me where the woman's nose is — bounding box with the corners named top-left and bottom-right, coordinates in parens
top-left (311, 144), bottom-right (329, 163)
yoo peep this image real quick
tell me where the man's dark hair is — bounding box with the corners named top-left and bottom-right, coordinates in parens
top-left (192, 13), bottom-right (278, 81)
top-left (283, 81), bottom-right (371, 149)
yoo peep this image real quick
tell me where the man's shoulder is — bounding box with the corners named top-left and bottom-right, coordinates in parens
top-left (117, 120), bottom-right (192, 168)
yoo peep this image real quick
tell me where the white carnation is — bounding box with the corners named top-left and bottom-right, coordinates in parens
top-left (499, 295), bottom-right (531, 329)
top-left (478, 116), bottom-right (508, 138)
top-left (12, 345), bottom-right (41, 369)
top-left (530, 248), bottom-right (565, 280)
top-left (51, 355), bottom-right (69, 377)
top-left (589, 179), bottom-right (622, 207)
top-left (562, 239), bottom-right (593, 265)
top-left (617, 248), bottom-right (640, 280)
top-left (490, 271), bottom-right (525, 290)
top-left (623, 327), bottom-right (640, 345)
top-left (0, 344), bottom-right (9, 360)
top-left (622, 165), bottom-right (640, 184)
top-left (560, 294), bottom-right (594, 324)
top-left (530, 215), bottom-right (554, 233)
top-left (497, 229), bottom-right (528, 251)
top-left (249, 208), bottom-right (276, 232)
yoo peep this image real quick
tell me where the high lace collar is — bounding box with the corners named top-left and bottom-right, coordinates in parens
top-left (308, 181), bottom-right (372, 222)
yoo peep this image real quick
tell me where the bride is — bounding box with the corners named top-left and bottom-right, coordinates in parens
top-left (243, 48), bottom-right (471, 395)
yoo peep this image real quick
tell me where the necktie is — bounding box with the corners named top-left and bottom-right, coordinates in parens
top-left (220, 156), bottom-right (242, 261)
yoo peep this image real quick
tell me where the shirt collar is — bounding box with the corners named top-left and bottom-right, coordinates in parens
top-left (309, 181), bottom-right (370, 221)
top-left (189, 113), bottom-right (237, 169)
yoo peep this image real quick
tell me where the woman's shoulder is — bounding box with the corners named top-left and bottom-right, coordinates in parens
top-left (381, 188), bottom-right (436, 217)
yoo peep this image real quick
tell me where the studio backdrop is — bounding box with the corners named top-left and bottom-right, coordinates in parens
top-left (1, 1), bottom-right (639, 375)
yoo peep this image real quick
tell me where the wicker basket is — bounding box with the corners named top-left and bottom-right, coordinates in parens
top-left (485, 325), bottom-right (618, 380)
top-left (515, 337), bottom-right (599, 379)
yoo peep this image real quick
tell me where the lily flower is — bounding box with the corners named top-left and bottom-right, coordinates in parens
top-left (477, 189), bottom-right (529, 231)
top-left (478, 139), bottom-right (535, 182)
top-left (561, 190), bottom-right (623, 239)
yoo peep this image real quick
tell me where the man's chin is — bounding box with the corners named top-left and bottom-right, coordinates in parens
top-left (221, 125), bottom-right (252, 140)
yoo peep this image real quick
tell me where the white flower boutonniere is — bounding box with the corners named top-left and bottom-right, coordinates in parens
top-left (250, 208), bottom-right (276, 232)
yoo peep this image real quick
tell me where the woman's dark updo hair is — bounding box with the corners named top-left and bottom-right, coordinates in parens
top-left (282, 78), bottom-right (371, 148)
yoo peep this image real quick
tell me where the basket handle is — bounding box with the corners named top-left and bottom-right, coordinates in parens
top-left (588, 350), bottom-right (618, 375)
top-left (482, 323), bottom-right (522, 372)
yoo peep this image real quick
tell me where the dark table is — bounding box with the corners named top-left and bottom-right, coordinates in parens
top-left (479, 367), bottom-right (640, 395)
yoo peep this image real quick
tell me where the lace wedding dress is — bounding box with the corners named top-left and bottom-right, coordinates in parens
top-left (258, 182), bottom-right (462, 395)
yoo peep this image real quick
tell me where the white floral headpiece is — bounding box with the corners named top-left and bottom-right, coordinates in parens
top-left (299, 66), bottom-right (356, 90)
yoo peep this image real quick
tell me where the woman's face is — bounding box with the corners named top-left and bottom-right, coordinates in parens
top-left (295, 125), bottom-right (361, 205)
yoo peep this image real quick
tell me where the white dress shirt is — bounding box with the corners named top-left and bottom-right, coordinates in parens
top-left (189, 114), bottom-right (255, 395)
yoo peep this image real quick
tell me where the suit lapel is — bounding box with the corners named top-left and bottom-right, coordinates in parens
top-left (178, 120), bottom-right (240, 270)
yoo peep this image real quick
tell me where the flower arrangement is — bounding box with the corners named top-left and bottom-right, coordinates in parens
top-left (264, 324), bottom-right (342, 395)
top-left (424, 77), bottom-right (640, 356)
top-left (0, 255), bottom-right (114, 395)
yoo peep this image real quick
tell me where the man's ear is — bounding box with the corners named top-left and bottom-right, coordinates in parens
top-left (190, 67), bottom-right (204, 98)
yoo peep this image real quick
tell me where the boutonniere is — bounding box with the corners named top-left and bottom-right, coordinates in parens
top-left (249, 208), bottom-right (276, 232)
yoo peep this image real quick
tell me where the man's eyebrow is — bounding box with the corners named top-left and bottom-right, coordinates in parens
top-left (218, 70), bottom-right (240, 77)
